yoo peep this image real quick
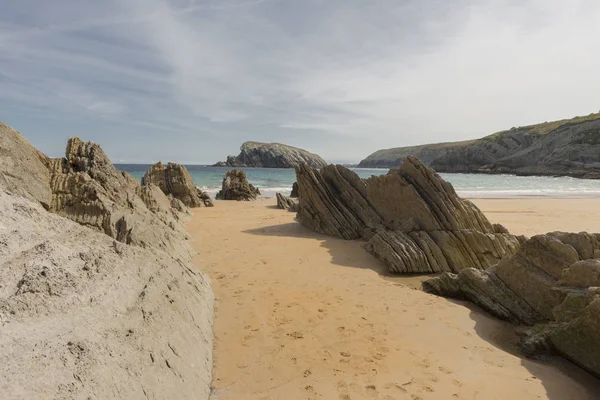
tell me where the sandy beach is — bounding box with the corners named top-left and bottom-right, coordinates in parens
top-left (188, 198), bottom-right (600, 400)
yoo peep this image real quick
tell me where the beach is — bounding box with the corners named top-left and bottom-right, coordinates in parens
top-left (188, 198), bottom-right (600, 400)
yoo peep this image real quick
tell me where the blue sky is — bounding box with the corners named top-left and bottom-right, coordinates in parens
top-left (2, 0), bottom-right (600, 164)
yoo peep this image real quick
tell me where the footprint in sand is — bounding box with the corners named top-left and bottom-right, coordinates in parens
top-left (438, 365), bottom-right (453, 374)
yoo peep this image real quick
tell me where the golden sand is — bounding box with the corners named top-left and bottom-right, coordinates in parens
top-left (188, 198), bottom-right (600, 400)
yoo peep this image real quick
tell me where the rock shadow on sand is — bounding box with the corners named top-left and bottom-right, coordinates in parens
top-left (245, 220), bottom-right (600, 399)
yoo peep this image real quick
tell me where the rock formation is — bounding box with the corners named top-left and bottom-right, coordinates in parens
top-left (48, 138), bottom-right (190, 256)
top-left (359, 112), bottom-right (600, 179)
top-left (214, 141), bottom-right (327, 169)
top-left (142, 161), bottom-right (213, 208)
top-left (0, 191), bottom-right (214, 399)
top-left (0, 125), bottom-right (214, 399)
top-left (295, 157), bottom-right (522, 273)
top-left (423, 232), bottom-right (600, 377)
top-left (216, 169), bottom-right (261, 201)
top-left (276, 192), bottom-right (299, 212)
top-left (290, 182), bottom-right (299, 198)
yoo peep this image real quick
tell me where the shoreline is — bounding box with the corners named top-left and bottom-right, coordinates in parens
top-left (189, 197), bottom-right (600, 400)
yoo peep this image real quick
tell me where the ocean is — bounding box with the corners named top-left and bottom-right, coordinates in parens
top-left (116, 164), bottom-right (600, 199)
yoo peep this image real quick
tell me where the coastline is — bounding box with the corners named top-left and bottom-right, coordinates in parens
top-left (189, 197), bottom-right (600, 400)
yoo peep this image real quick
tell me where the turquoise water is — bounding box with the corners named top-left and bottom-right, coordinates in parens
top-left (116, 164), bottom-right (600, 199)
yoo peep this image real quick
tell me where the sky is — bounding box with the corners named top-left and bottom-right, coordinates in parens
top-left (1, 0), bottom-right (600, 164)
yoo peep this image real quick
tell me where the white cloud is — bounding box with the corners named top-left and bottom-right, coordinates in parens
top-left (1, 0), bottom-right (600, 162)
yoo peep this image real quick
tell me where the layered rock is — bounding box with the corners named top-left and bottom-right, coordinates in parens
top-left (142, 161), bottom-right (213, 208)
top-left (215, 141), bottom-right (327, 169)
top-left (423, 232), bottom-right (600, 376)
top-left (48, 138), bottom-right (190, 256)
top-left (276, 192), bottom-right (299, 212)
top-left (216, 169), bottom-right (261, 201)
top-left (295, 157), bottom-right (522, 274)
top-left (359, 112), bottom-right (600, 179)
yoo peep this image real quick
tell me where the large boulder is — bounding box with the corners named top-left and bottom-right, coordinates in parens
top-left (0, 121), bottom-right (52, 208)
top-left (216, 169), bottom-right (260, 201)
top-left (295, 157), bottom-right (522, 274)
top-left (424, 232), bottom-right (600, 377)
top-left (142, 162), bottom-right (213, 208)
top-left (48, 138), bottom-right (190, 257)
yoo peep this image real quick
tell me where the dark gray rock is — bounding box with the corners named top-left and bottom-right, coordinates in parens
top-left (215, 141), bottom-right (327, 169)
top-left (290, 182), bottom-right (299, 198)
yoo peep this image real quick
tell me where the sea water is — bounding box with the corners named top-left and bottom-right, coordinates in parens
top-left (116, 164), bottom-right (600, 199)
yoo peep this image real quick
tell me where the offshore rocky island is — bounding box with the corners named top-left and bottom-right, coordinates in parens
top-left (214, 141), bottom-right (327, 168)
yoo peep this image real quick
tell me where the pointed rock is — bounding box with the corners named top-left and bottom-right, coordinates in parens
top-left (142, 162), bottom-right (213, 208)
top-left (295, 157), bottom-right (522, 273)
top-left (216, 170), bottom-right (260, 201)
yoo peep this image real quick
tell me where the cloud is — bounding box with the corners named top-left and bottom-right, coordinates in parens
top-left (1, 0), bottom-right (600, 163)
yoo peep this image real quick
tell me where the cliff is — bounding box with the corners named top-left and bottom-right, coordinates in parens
top-left (359, 112), bottom-right (600, 178)
top-left (0, 122), bottom-right (214, 399)
top-left (215, 141), bottom-right (327, 169)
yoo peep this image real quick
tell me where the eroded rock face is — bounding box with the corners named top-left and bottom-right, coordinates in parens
top-left (0, 191), bottom-right (214, 399)
top-left (48, 138), bottom-right (190, 256)
top-left (276, 192), bottom-right (299, 212)
top-left (216, 169), bottom-right (260, 201)
top-left (423, 232), bottom-right (600, 376)
top-left (215, 141), bottom-right (327, 168)
top-left (295, 157), bottom-right (522, 274)
top-left (142, 162), bottom-right (213, 208)
top-left (0, 121), bottom-right (52, 207)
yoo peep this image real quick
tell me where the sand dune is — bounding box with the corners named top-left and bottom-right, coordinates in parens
top-left (188, 198), bottom-right (600, 400)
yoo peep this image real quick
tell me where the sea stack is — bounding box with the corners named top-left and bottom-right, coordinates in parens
top-left (214, 141), bottom-right (327, 169)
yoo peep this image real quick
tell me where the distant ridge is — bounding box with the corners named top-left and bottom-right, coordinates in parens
top-left (359, 112), bottom-right (600, 179)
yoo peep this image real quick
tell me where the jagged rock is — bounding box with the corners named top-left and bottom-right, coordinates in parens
top-left (295, 157), bottom-right (522, 274)
top-left (214, 141), bottom-right (327, 168)
top-left (142, 161), bottom-right (213, 208)
top-left (424, 232), bottom-right (600, 377)
top-left (276, 192), bottom-right (299, 212)
top-left (0, 190), bottom-right (214, 399)
top-left (290, 182), bottom-right (299, 198)
top-left (0, 121), bottom-right (52, 207)
top-left (48, 138), bottom-right (190, 256)
top-left (216, 170), bottom-right (260, 201)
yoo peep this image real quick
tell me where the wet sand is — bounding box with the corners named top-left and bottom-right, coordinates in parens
top-left (188, 198), bottom-right (600, 400)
